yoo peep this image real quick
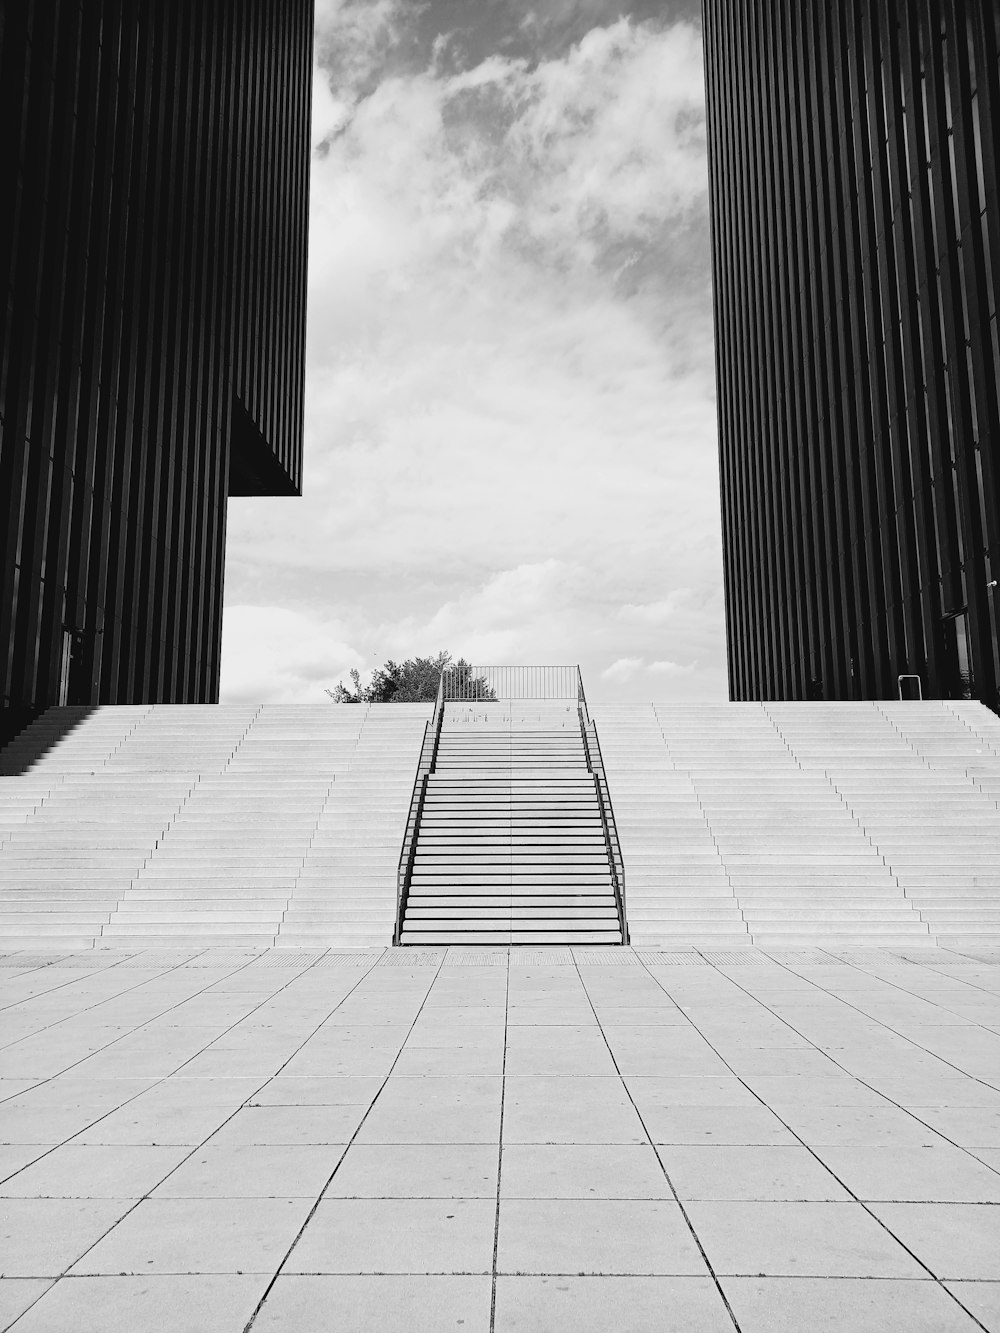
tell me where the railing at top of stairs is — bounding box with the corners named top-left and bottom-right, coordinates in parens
top-left (394, 672), bottom-right (446, 946)
top-left (440, 664), bottom-right (579, 701)
top-left (577, 667), bottom-right (629, 945)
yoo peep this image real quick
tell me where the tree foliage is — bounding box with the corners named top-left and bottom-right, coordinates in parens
top-left (326, 651), bottom-right (496, 703)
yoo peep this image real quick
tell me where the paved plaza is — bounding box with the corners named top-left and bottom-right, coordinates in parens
top-left (1, 945), bottom-right (999, 1330)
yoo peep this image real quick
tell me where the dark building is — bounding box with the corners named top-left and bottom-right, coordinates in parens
top-left (703, 0), bottom-right (1000, 708)
top-left (1, 0), bottom-right (313, 708)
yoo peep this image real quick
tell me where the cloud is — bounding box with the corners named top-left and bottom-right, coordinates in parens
top-left (312, 0), bottom-right (414, 109)
top-left (307, 16), bottom-right (707, 291)
top-left (602, 657), bottom-right (645, 683)
top-left (621, 591), bottom-right (695, 624)
top-left (222, 14), bottom-right (726, 705)
top-left (220, 605), bottom-right (360, 704)
top-left (648, 659), bottom-right (697, 676)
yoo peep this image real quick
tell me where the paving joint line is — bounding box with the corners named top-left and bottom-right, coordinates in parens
top-left (775, 955), bottom-right (1000, 1098)
top-left (651, 952), bottom-right (994, 1330)
top-left (240, 947), bottom-right (451, 1331)
top-left (0, 950), bottom-right (144, 1018)
top-left (488, 945), bottom-right (510, 1332)
top-left (1, 947), bottom-right (351, 1328)
top-left (571, 952), bottom-right (744, 1331)
top-left (0, 950), bottom-right (249, 1107)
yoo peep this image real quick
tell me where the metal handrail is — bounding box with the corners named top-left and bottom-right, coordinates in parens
top-left (394, 673), bottom-right (446, 945)
top-left (897, 674), bottom-right (923, 700)
top-left (443, 664), bottom-right (579, 701)
top-left (576, 667), bottom-right (628, 945)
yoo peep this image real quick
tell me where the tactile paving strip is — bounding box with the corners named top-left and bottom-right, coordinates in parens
top-left (0, 953), bottom-right (75, 967)
top-left (829, 950), bottom-right (916, 965)
top-left (889, 949), bottom-right (979, 965)
top-left (763, 950), bottom-right (837, 964)
top-left (443, 950), bottom-right (509, 965)
top-left (243, 951), bottom-right (328, 968)
top-left (509, 949), bottom-right (574, 965)
top-left (313, 951), bottom-right (384, 967)
top-left (378, 950), bottom-right (445, 967)
top-left (166, 951), bottom-right (265, 967)
top-left (113, 952), bottom-right (204, 967)
top-left (573, 950), bottom-right (643, 965)
top-left (35, 955), bottom-right (123, 968)
top-left (699, 952), bottom-right (780, 966)
top-left (634, 952), bottom-right (709, 965)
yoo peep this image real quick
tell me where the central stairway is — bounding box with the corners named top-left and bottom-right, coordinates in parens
top-left (397, 677), bottom-right (627, 946)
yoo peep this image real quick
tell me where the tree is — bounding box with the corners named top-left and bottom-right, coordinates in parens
top-left (326, 651), bottom-right (496, 703)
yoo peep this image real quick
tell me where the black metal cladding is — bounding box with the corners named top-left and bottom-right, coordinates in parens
top-left (703, 0), bottom-right (1000, 708)
top-left (0, 0), bottom-right (313, 707)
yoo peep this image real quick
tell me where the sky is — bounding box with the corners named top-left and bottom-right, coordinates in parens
top-left (220, 0), bottom-right (727, 704)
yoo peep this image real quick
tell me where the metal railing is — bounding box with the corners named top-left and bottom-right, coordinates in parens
top-left (442, 664), bottom-right (579, 701)
top-left (576, 667), bottom-right (629, 945)
top-left (898, 673), bottom-right (923, 700)
top-left (394, 672), bottom-right (446, 945)
top-left (395, 663), bottom-right (629, 945)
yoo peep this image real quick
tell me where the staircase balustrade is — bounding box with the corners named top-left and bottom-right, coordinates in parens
top-left (442, 664), bottom-right (579, 702)
top-left (577, 667), bottom-right (629, 945)
top-left (394, 673), bottom-right (446, 945)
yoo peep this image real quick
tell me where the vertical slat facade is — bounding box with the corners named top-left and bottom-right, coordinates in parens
top-left (0, 0), bottom-right (313, 707)
top-left (703, 0), bottom-right (1000, 709)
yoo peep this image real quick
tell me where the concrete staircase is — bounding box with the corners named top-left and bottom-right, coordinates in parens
top-left (590, 699), bottom-right (1000, 948)
top-left (3, 698), bottom-right (999, 951)
top-left (398, 702), bottom-right (624, 945)
top-left (0, 704), bottom-right (429, 948)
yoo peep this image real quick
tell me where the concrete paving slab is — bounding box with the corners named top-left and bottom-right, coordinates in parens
top-left (150, 1144), bottom-right (345, 1198)
top-left (686, 1200), bottom-right (928, 1277)
top-left (0, 1197), bottom-right (134, 1275)
top-left (496, 1198), bottom-right (707, 1275)
top-left (246, 1075), bottom-right (385, 1106)
top-left (776, 1104), bottom-right (951, 1147)
top-left (869, 1203), bottom-right (1000, 1279)
top-left (814, 1144), bottom-right (1000, 1202)
top-left (0, 946), bottom-right (998, 1329)
top-left (944, 1280), bottom-right (1000, 1330)
top-left (502, 1076), bottom-right (647, 1145)
top-left (207, 1105), bottom-right (367, 1147)
top-left (287, 1197), bottom-right (496, 1273)
top-left (0, 1144), bottom-right (188, 1198)
top-left (325, 1143), bottom-right (498, 1198)
top-left (0, 1279), bottom-right (53, 1329)
top-left (500, 1144), bottom-right (671, 1199)
top-left (8, 1275), bottom-right (265, 1332)
top-left (252, 1275), bottom-right (492, 1332)
top-left (643, 1103), bottom-right (799, 1146)
top-left (493, 1275), bottom-right (734, 1331)
top-left (658, 1145), bottom-right (851, 1201)
top-left (721, 1276), bottom-right (984, 1331)
top-left (70, 1196), bottom-right (313, 1275)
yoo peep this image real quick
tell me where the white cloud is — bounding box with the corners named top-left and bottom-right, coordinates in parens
top-left (220, 606), bottom-right (360, 704)
top-left (602, 657), bottom-right (645, 683)
top-left (648, 659), bottom-right (697, 676)
top-left (223, 14), bottom-right (726, 705)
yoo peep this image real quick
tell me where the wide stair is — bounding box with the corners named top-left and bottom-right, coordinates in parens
top-left (0, 704), bottom-right (430, 948)
top-left (397, 683), bottom-right (626, 945)
top-left (590, 699), bottom-right (1000, 949)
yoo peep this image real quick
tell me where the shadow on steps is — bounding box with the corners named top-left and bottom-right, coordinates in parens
top-left (0, 706), bottom-right (95, 775)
